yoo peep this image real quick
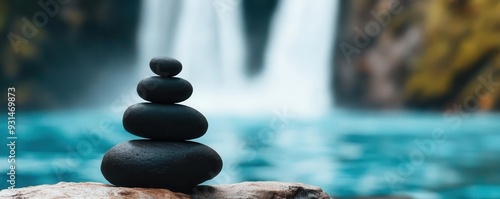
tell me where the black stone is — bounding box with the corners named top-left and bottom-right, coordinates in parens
top-left (123, 103), bottom-right (208, 140)
top-left (137, 76), bottom-right (193, 104)
top-left (149, 57), bottom-right (182, 77)
top-left (101, 140), bottom-right (223, 192)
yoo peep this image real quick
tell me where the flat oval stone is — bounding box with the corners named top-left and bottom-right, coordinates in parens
top-left (123, 103), bottom-right (208, 140)
top-left (149, 57), bottom-right (182, 77)
top-left (101, 140), bottom-right (223, 192)
top-left (137, 77), bottom-right (193, 104)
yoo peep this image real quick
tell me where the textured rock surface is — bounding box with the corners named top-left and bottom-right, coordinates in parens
top-left (137, 76), bottom-right (193, 104)
top-left (0, 182), bottom-right (333, 199)
top-left (192, 181), bottom-right (332, 199)
top-left (123, 103), bottom-right (208, 140)
top-left (0, 182), bottom-right (190, 199)
top-left (101, 140), bottom-right (222, 192)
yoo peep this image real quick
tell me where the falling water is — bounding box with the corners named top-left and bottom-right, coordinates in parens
top-left (138, 0), bottom-right (338, 116)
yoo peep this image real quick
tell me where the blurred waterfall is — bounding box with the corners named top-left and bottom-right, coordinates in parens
top-left (138, 0), bottom-right (338, 116)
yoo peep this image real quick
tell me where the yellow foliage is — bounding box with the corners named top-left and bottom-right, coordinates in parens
top-left (404, 0), bottom-right (500, 110)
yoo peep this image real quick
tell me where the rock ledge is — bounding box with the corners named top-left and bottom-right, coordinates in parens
top-left (0, 181), bottom-right (332, 199)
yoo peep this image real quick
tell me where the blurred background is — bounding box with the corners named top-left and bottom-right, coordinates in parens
top-left (1, 0), bottom-right (500, 198)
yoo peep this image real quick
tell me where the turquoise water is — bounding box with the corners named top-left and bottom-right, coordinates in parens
top-left (2, 110), bottom-right (500, 198)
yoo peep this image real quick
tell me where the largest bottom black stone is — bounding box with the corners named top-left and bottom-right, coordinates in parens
top-left (101, 140), bottom-right (223, 192)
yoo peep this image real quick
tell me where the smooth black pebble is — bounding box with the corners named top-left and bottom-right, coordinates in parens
top-left (123, 103), bottom-right (208, 140)
top-left (150, 57), bottom-right (182, 77)
top-left (101, 140), bottom-right (223, 192)
top-left (137, 76), bottom-right (193, 104)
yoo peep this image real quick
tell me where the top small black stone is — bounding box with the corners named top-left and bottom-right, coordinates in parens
top-left (149, 57), bottom-right (182, 77)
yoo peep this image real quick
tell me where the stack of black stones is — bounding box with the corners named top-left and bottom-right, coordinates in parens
top-left (101, 57), bottom-right (223, 193)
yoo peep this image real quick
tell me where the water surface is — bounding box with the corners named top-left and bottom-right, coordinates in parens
top-left (3, 110), bottom-right (500, 198)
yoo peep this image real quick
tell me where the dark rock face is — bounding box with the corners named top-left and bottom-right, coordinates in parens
top-left (149, 57), bottom-right (182, 77)
top-left (137, 77), bottom-right (193, 104)
top-left (101, 140), bottom-right (223, 193)
top-left (123, 103), bottom-right (208, 140)
top-left (242, 0), bottom-right (279, 77)
top-left (1, 1), bottom-right (142, 110)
